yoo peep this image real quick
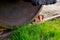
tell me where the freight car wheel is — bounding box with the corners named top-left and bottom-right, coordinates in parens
top-left (0, 0), bottom-right (42, 27)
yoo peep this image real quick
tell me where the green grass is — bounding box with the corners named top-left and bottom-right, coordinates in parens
top-left (10, 18), bottom-right (60, 40)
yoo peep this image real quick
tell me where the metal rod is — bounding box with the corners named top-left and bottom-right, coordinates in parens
top-left (44, 14), bottom-right (60, 21)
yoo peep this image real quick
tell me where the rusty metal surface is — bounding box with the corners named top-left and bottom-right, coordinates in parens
top-left (0, 31), bottom-right (11, 40)
top-left (0, 0), bottom-right (42, 26)
top-left (0, 27), bottom-right (11, 40)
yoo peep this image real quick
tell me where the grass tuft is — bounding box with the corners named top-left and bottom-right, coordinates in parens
top-left (10, 18), bottom-right (60, 40)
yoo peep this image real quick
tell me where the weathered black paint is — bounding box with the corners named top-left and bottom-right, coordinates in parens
top-left (24, 0), bottom-right (56, 5)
